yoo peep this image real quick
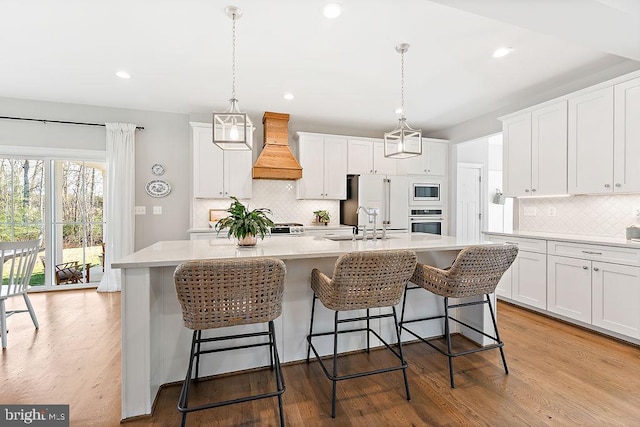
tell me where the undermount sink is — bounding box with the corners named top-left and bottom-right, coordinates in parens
top-left (324, 234), bottom-right (397, 241)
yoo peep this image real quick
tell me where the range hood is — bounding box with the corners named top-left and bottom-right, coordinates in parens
top-left (252, 112), bottom-right (303, 180)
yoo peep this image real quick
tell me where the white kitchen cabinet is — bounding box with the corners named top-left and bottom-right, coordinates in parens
top-left (398, 138), bottom-right (448, 176)
top-left (547, 255), bottom-right (592, 323)
top-left (191, 123), bottom-right (252, 199)
top-left (484, 235), bottom-right (547, 307)
top-left (347, 138), bottom-right (397, 175)
top-left (614, 76), bottom-right (640, 193)
top-left (296, 132), bottom-right (348, 200)
top-left (592, 261), bottom-right (640, 338)
top-left (568, 86), bottom-right (614, 194)
top-left (502, 100), bottom-right (567, 197)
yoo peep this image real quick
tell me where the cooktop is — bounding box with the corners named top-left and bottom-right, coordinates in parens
top-left (270, 223), bottom-right (305, 234)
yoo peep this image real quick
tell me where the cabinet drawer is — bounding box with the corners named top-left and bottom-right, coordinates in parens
top-left (548, 240), bottom-right (640, 267)
top-left (483, 235), bottom-right (546, 254)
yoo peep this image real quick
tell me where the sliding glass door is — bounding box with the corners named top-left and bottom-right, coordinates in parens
top-left (0, 156), bottom-right (105, 289)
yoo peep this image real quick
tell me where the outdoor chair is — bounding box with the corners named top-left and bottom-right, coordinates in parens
top-left (0, 239), bottom-right (42, 349)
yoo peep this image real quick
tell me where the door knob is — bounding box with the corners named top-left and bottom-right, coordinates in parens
top-left (593, 267), bottom-right (599, 271)
top-left (615, 183), bottom-right (621, 187)
top-left (604, 184), bottom-right (610, 188)
top-left (525, 189), bottom-right (530, 193)
top-left (583, 266), bottom-right (588, 269)
top-left (531, 188), bottom-right (537, 192)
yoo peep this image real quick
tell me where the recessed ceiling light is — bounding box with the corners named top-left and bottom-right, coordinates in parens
top-left (116, 71), bottom-right (131, 79)
top-left (323, 3), bottom-right (342, 19)
top-left (283, 92), bottom-right (294, 100)
top-left (395, 107), bottom-right (404, 115)
top-left (492, 47), bottom-right (513, 58)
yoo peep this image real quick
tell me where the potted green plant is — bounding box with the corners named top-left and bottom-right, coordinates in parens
top-left (215, 197), bottom-right (275, 246)
top-left (314, 210), bottom-right (331, 225)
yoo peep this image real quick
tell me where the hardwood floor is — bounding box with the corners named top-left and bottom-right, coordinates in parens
top-left (2, 290), bottom-right (639, 426)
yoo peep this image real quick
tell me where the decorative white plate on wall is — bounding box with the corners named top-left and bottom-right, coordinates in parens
top-left (151, 163), bottom-right (165, 176)
top-left (145, 179), bottom-right (171, 198)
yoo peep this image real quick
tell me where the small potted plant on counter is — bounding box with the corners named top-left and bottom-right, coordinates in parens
top-left (314, 210), bottom-right (331, 225)
top-left (215, 197), bottom-right (275, 246)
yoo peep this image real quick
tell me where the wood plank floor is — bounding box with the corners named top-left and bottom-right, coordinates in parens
top-left (2, 290), bottom-right (639, 426)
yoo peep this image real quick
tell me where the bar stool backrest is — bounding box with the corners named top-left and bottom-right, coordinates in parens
top-left (174, 257), bottom-right (286, 330)
top-left (329, 250), bottom-right (417, 310)
top-left (414, 245), bottom-right (518, 298)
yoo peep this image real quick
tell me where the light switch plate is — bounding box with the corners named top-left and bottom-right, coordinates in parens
top-left (153, 206), bottom-right (162, 215)
top-left (634, 207), bottom-right (640, 217)
top-left (135, 206), bottom-right (146, 215)
top-left (548, 207), bottom-right (556, 217)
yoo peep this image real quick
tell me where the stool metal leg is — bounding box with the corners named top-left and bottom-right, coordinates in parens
top-left (269, 320), bottom-right (285, 427)
top-left (194, 330), bottom-right (202, 381)
top-left (179, 330), bottom-right (198, 427)
top-left (366, 308), bottom-right (370, 353)
top-left (306, 293), bottom-right (317, 363)
top-left (443, 297), bottom-right (455, 388)
top-left (399, 284), bottom-right (410, 335)
top-left (392, 307), bottom-right (411, 401)
top-left (486, 294), bottom-right (508, 375)
top-left (331, 310), bottom-right (339, 418)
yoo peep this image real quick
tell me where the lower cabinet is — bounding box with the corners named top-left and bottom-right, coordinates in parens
top-left (512, 251), bottom-right (547, 309)
top-left (592, 261), bottom-right (640, 338)
top-left (547, 255), bottom-right (592, 323)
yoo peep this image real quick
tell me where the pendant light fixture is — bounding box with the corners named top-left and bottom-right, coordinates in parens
top-left (384, 43), bottom-right (422, 158)
top-left (212, 6), bottom-right (253, 150)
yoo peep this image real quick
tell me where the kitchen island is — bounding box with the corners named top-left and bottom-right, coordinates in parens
top-left (113, 233), bottom-right (496, 420)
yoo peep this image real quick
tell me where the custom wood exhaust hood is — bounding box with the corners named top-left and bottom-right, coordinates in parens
top-left (252, 112), bottom-right (303, 180)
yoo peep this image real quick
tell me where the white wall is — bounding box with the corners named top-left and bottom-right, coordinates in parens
top-left (0, 96), bottom-right (190, 250)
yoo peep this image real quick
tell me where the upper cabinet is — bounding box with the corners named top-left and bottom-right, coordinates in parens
top-left (190, 122), bottom-right (252, 199)
top-left (296, 132), bottom-right (348, 199)
top-left (347, 138), bottom-right (397, 175)
top-left (502, 70), bottom-right (640, 197)
top-left (568, 87), bottom-right (614, 194)
top-left (503, 100), bottom-right (567, 197)
top-left (397, 138), bottom-right (448, 176)
top-left (614, 77), bottom-right (640, 193)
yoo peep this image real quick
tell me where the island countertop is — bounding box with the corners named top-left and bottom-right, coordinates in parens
top-left (113, 233), bottom-right (488, 269)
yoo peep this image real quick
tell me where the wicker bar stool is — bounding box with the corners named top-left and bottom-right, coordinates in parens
top-left (306, 250), bottom-right (417, 418)
top-left (400, 244), bottom-right (518, 388)
top-left (173, 258), bottom-right (286, 427)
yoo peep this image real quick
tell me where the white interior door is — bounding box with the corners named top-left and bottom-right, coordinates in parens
top-left (456, 164), bottom-right (482, 240)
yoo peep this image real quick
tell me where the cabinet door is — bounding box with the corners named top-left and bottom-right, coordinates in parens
top-left (323, 136), bottom-right (348, 199)
top-left (547, 255), bottom-right (591, 323)
top-left (568, 86), bottom-right (614, 194)
top-left (614, 77), bottom-right (640, 192)
top-left (297, 134), bottom-right (325, 199)
top-left (592, 261), bottom-right (640, 338)
top-left (192, 125), bottom-right (224, 198)
top-left (503, 113), bottom-right (532, 197)
top-left (347, 139), bottom-right (374, 174)
top-left (224, 150), bottom-right (253, 199)
top-left (495, 263), bottom-right (513, 299)
top-left (532, 101), bottom-right (567, 196)
top-left (426, 139), bottom-right (447, 176)
top-left (512, 250), bottom-right (546, 309)
top-left (373, 139), bottom-right (398, 175)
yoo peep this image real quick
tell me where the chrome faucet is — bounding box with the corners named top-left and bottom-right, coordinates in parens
top-left (356, 206), bottom-right (378, 240)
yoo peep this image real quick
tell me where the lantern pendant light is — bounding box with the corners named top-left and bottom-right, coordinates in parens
top-left (384, 43), bottom-right (422, 159)
top-left (212, 6), bottom-right (253, 150)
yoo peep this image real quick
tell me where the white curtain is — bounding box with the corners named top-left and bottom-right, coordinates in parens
top-left (98, 123), bottom-right (136, 292)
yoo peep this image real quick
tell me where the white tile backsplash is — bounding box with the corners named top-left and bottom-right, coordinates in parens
top-left (518, 194), bottom-right (640, 237)
top-left (192, 180), bottom-right (340, 228)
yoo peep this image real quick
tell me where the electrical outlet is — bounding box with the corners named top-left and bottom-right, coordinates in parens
top-left (635, 207), bottom-right (640, 217)
top-left (153, 206), bottom-right (162, 215)
top-left (524, 207), bottom-right (536, 217)
top-left (135, 206), bottom-right (146, 215)
top-left (548, 207), bottom-right (556, 217)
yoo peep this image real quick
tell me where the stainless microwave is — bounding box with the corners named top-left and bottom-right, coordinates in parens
top-left (410, 181), bottom-right (441, 204)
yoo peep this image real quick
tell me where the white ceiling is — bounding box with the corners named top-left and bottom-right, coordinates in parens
top-left (1, 0), bottom-right (638, 135)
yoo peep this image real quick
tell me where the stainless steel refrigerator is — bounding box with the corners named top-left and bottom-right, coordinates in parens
top-left (340, 174), bottom-right (409, 232)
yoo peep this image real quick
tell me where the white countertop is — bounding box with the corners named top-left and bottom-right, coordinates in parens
top-left (483, 230), bottom-right (640, 249)
top-left (113, 233), bottom-right (487, 269)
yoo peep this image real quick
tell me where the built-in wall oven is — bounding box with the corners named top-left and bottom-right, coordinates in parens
top-left (410, 179), bottom-right (442, 206)
top-left (409, 208), bottom-right (444, 235)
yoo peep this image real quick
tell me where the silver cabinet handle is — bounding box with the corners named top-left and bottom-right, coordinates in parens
top-left (583, 266), bottom-right (588, 269)
top-left (615, 183), bottom-right (621, 187)
top-left (505, 241), bottom-right (519, 245)
top-left (374, 170), bottom-right (377, 173)
top-left (604, 184), bottom-right (610, 188)
top-left (219, 191), bottom-right (223, 195)
top-left (582, 250), bottom-right (602, 255)
top-left (593, 267), bottom-right (600, 271)
top-left (525, 189), bottom-right (530, 193)
top-left (531, 188), bottom-right (537, 192)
